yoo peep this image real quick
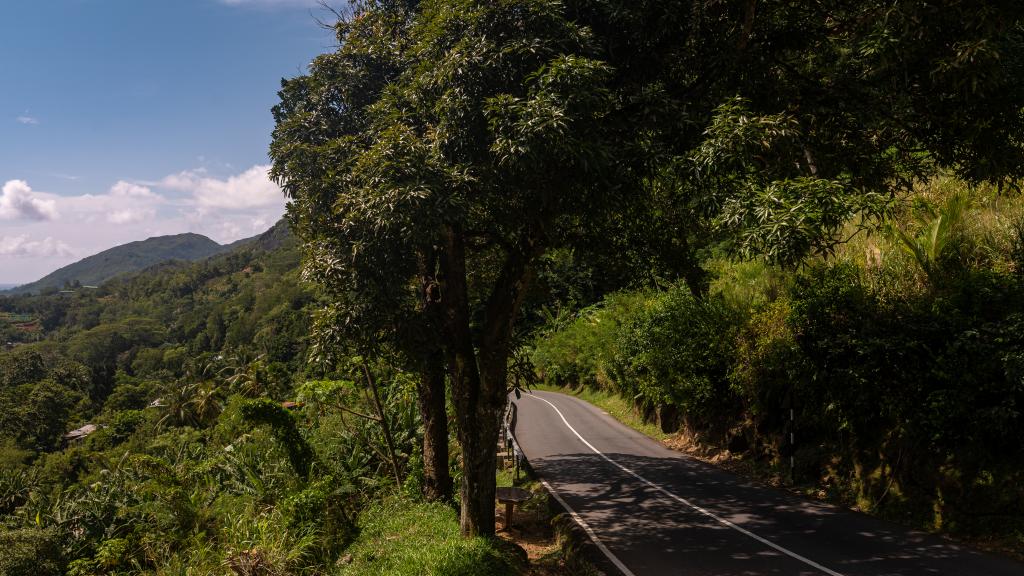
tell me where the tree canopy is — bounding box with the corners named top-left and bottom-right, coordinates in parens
top-left (271, 0), bottom-right (1024, 536)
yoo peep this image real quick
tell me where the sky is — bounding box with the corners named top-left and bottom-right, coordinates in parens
top-left (0, 0), bottom-right (336, 284)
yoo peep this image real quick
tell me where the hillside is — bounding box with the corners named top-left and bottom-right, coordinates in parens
top-left (6, 232), bottom-right (248, 296)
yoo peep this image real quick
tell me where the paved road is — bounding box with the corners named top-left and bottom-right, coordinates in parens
top-left (510, 390), bottom-right (1024, 576)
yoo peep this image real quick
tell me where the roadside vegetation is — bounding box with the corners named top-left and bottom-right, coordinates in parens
top-left (532, 178), bottom-right (1024, 554)
top-left (0, 223), bottom-right (568, 575)
top-left (3, 0), bottom-right (1024, 572)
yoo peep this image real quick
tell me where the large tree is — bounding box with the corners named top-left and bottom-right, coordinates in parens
top-left (274, 0), bottom-right (626, 535)
top-left (272, 0), bottom-right (1024, 537)
top-left (271, 0), bottom-right (455, 503)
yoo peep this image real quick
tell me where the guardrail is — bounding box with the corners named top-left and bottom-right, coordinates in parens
top-left (502, 395), bottom-right (523, 480)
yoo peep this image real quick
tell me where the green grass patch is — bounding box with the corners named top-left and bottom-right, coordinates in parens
top-left (532, 384), bottom-right (671, 442)
top-left (339, 497), bottom-right (521, 576)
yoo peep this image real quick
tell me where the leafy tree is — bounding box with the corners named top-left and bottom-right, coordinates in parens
top-left (0, 348), bottom-right (47, 388)
top-left (272, 0), bottom-right (629, 535)
top-left (565, 0), bottom-right (1024, 268)
top-left (271, 0), bottom-right (455, 505)
top-left (272, 0), bottom-right (1024, 536)
top-left (5, 381), bottom-right (84, 452)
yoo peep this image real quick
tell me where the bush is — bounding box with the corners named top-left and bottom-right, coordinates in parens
top-left (613, 285), bottom-right (741, 429)
top-left (0, 527), bottom-right (63, 576)
top-left (531, 291), bottom-right (649, 389)
top-left (730, 297), bottom-right (808, 441)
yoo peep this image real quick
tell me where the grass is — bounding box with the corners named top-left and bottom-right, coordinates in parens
top-left (339, 497), bottom-right (521, 576)
top-left (532, 383), bottom-right (671, 442)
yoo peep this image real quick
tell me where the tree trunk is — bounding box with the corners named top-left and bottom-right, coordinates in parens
top-left (455, 392), bottom-right (502, 537)
top-left (440, 224), bottom-right (538, 537)
top-left (416, 246), bottom-right (452, 502)
top-left (418, 355), bottom-right (451, 501)
top-left (441, 226), bottom-right (490, 536)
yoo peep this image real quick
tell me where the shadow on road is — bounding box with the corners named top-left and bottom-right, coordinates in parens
top-left (529, 451), bottom-right (1019, 576)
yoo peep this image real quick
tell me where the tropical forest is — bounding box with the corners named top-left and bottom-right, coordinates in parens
top-left (2, 1), bottom-right (1024, 575)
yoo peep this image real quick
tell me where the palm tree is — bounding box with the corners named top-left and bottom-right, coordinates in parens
top-left (220, 353), bottom-right (268, 398)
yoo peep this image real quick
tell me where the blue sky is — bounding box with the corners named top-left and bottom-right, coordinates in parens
top-left (0, 0), bottom-right (334, 283)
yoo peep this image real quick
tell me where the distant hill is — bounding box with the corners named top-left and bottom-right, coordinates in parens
top-left (4, 231), bottom-right (256, 296)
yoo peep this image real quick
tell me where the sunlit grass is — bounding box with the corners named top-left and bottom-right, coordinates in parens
top-left (338, 497), bottom-right (520, 576)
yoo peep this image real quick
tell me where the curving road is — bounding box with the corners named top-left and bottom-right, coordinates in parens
top-left (510, 390), bottom-right (1023, 576)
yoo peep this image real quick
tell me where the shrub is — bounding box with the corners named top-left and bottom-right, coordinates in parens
top-left (730, 297), bottom-right (808, 441)
top-left (613, 285), bottom-right (741, 428)
top-left (0, 527), bottom-right (63, 576)
top-left (531, 291), bottom-right (650, 389)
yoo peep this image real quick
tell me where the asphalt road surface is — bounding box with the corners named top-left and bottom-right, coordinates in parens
top-left (510, 390), bottom-right (1023, 576)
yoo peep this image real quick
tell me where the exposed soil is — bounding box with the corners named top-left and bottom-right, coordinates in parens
top-left (494, 471), bottom-right (604, 575)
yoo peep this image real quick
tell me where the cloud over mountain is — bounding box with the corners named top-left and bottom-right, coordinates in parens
top-left (160, 165), bottom-right (283, 210)
top-left (0, 235), bottom-right (73, 258)
top-left (0, 180), bottom-right (59, 221)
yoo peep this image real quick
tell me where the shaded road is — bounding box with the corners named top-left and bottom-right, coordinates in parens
top-left (510, 390), bottom-right (1023, 576)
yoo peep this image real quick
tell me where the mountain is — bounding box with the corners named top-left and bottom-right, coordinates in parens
top-left (5, 233), bottom-right (230, 296)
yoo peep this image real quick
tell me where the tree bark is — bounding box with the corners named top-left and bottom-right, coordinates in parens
top-left (416, 246), bottom-right (452, 502)
top-left (454, 393), bottom-right (502, 537)
top-left (418, 354), bottom-right (451, 501)
top-left (441, 225), bottom-right (493, 536)
top-left (440, 224), bottom-right (539, 537)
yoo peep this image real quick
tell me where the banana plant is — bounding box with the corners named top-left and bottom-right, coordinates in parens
top-left (889, 190), bottom-right (971, 285)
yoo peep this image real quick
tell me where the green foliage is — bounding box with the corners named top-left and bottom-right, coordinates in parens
top-left (340, 497), bottom-right (519, 576)
top-left (888, 188), bottom-right (973, 284)
top-left (235, 398), bottom-right (315, 479)
top-left (0, 348), bottom-right (46, 388)
top-left (282, 476), bottom-right (357, 551)
top-left (534, 285), bottom-right (741, 426)
top-left (729, 298), bottom-right (805, 424)
top-left (534, 178), bottom-right (1024, 540)
top-left (4, 0), bottom-right (1024, 564)
top-left (108, 410), bottom-right (146, 444)
top-left (0, 527), bottom-right (63, 576)
top-left (531, 292), bottom-right (650, 389)
top-left (1, 380), bottom-right (85, 451)
top-left (693, 97), bottom-right (887, 265)
top-left (616, 287), bottom-right (740, 420)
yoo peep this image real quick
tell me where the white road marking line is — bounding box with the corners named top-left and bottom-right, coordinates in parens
top-left (536, 477), bottom-right (638, 576)
top-left (524, 392), bottom-right (846, 576)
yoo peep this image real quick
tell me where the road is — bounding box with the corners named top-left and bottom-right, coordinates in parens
top-left (510, 390), bottom-right (1023, 576)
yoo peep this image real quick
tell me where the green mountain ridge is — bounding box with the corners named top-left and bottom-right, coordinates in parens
top-left (4, 225), bottom-right (281, 296)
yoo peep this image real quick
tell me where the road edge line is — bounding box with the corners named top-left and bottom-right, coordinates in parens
top-left (524, 392), bottom-right (846, 576)
top-left (537, 477), bottom-right (639, 576)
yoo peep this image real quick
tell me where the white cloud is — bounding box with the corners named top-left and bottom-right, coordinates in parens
top-left (15, 115), bottom-right (38, 125)
top-left (159, 164), bottom-right (283, 210)
top-left (0, 235), bottom-right (74, 258)
top-left (107, 208), bottom-right (157, 224)
top-left (0, 180), bottom-right (59, 221)
top-left (109, 180), bottom-right (159, 199)
top-left (0, 167), bottom-right (285, 283)
top-left (45, 180), bottom-right (166, 226)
